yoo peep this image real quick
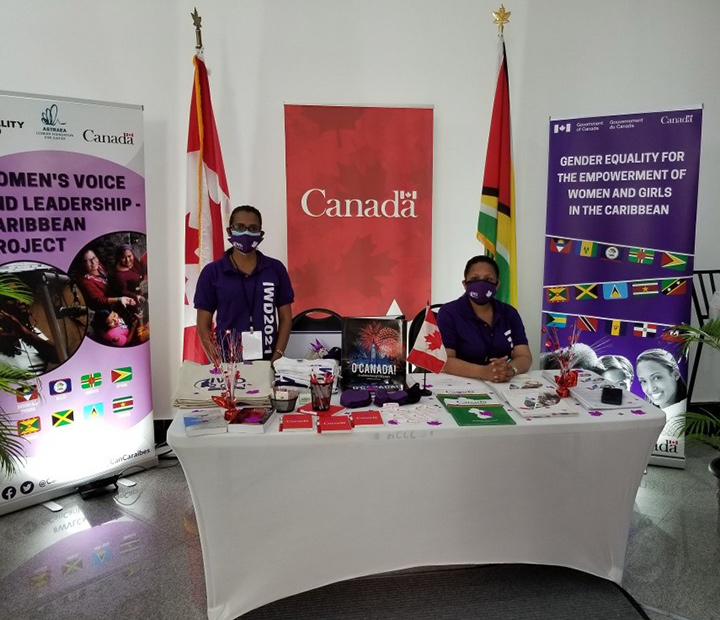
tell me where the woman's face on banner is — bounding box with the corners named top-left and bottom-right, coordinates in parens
top-left (637, 359), bottom-right (679, 409)
top-left (119, 249), bottom-right (134, 269)
top-left (603, 368), bottom-right (631, 391)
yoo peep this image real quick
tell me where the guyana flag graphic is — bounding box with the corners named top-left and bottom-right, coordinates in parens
top-left (52, 409), bottom-right (74, 427)
top-left (477, 39), bottom-right (516, 306)
top-left (661, 251), bottom-right (689, 271)
top-left (18, 416), bottom-right (41, 436)
top-left (113, 396), bottom-right (134, 414)
top-left (111, 366), bottom-right (133, 383)
top-left (81, 372), bottom-right (102, 389)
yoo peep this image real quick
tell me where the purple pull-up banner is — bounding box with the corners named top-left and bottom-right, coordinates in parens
top-left (542, 108), bottom-right (702, 468)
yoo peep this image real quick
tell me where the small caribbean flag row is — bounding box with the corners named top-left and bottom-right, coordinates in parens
top-left (16, 395), bottom-right (135, 436)
top-left (14, 366), bottom-right (133, 403)
top-left (30, 534), bottom-right (142, 588)
top-left (544, 311), bottom-right (678, 340)
top-left (546, 276), bottom-right (690, 303)
top-left (548, 237), bottom-right (690, 271)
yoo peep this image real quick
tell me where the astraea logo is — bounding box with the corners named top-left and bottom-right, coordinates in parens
top-left (301, 188), bottom-right (418, 218)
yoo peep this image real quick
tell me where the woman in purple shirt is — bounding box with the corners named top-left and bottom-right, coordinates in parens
top-left (437, 256), bottom-right (532, 383)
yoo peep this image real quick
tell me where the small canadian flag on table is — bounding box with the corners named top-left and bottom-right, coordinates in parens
top-left (407, 307), bottom-right (447, 373)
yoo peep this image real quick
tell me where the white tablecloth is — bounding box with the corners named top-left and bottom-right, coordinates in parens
top-left (167, 373), bottom-right (665, 620)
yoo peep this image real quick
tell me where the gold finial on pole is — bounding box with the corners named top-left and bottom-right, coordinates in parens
top-left (492, 4), bottom-right (511, 36)
top-left (191, 7), bottom-right (203, 50)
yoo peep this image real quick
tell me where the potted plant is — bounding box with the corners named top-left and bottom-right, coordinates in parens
top-left (668, 318), bottom-right (720, 488)
top-left (0, 275), bottom-right (36, 477)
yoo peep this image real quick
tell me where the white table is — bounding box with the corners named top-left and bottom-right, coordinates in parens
top-left (168, 373), bottom-right (665, 620)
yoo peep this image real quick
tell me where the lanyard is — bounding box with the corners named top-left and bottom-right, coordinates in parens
top-left (236, 274), bottom-right (257, 332)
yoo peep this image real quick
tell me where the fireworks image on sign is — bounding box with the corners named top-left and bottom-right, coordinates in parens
top-left (357, 321), bottom-right (402, 358)
top-left (205, 329), bottom-right (243, 421)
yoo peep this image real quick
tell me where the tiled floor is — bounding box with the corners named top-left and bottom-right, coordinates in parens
top-left (1, 443), bottom-right (719, 620)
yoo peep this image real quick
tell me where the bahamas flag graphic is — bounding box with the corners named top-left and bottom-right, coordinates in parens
top-left (81, 373), bottom-right (102, 389)
top-left (111, 366), bottom-right (133, 383)
top-left (52, 409), bottom-right (74, 427)
top-left (478, 37), bottom-right (516, 306)
top-left (544, 312), bottom-right (567, 328)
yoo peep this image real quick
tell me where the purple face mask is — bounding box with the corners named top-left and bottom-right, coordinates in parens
top-left (228, 231), bottom-right (263, 254)
top-left (465, 280), bottom-right (497, 305)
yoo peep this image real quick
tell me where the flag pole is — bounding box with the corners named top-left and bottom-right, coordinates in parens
top-left (492, 4), bottom-right (511, 36)
top-left (191, 7), bottom-right (203, 50)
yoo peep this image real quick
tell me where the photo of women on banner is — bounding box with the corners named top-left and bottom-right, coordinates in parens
top-left (0, 262), bottom-right (88, 376)
top-left (542, 107), bottom-right (702, 468)
top-left (68, 232), bottom-right (149, 348)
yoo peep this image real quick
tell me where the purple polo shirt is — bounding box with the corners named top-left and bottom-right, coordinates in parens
top-left (436, 295), bottom-right (528, 365)
top-left (194, 250), bottom-right (294, 359)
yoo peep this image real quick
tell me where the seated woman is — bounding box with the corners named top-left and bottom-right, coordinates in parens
top-left (92, 309), bottom-right (138, 347)
top-left (635, 348), bottom-right (687, 415)
top-left (437, 256), bottom-right (532, 382)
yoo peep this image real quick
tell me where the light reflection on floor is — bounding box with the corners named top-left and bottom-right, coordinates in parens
top-left (1, 445), bottom-right (718, 620)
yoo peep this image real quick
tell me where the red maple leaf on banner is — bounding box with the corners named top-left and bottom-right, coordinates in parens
top-left (425, 330), bottom-right (443, 351)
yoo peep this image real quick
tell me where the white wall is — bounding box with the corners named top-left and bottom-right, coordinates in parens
top-left (3, 0), bottom-right (719, 413)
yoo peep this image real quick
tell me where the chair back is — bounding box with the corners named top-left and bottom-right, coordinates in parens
top-left (286, 308), bottom-right (343, 359)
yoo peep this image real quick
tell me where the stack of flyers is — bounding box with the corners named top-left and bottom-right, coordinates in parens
top-left (504, 389), bottom-right (582, 418)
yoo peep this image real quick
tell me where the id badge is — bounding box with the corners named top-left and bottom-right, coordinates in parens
top-left (241, 330), bottom-right (263, 360)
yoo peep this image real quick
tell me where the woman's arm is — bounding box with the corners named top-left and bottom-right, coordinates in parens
top-left (196, 309), bottom-right (215, 361)
top-left (443, 350), bottom-right (498, 382)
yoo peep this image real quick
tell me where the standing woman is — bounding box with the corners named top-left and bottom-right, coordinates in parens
top-left (194, 205), bottom-right (294, 363)
top-left (437, 256), bottom-right (532, 382)
top-left (110, 244), bottom-right (147, 304)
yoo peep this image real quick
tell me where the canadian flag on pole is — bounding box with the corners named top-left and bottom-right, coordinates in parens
top-left (183, 50), bottom-right (231, 363)
top-left (407, 307), bottom-right (447, 374)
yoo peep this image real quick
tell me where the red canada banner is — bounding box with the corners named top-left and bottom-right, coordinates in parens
top-left (284, 105), bottom-right (433, 318)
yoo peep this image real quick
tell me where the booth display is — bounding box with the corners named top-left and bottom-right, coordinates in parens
top-left (168, 371), bottom-right (665, 620)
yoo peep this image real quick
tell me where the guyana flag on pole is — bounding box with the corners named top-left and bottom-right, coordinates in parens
top-left (183, 43), bottom-right (231, 363)
top-left (477, 37), bottom-right (517, 307)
